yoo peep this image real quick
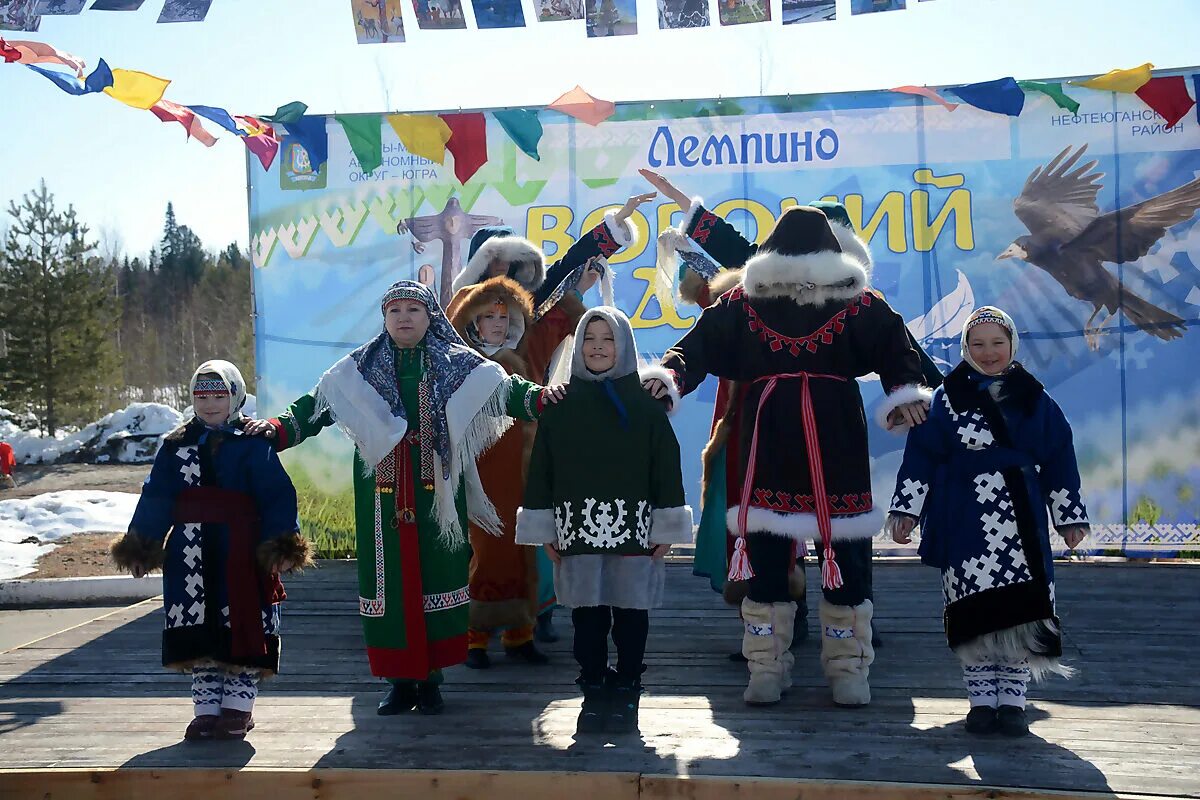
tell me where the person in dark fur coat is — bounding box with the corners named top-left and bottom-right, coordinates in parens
top-left (641, 170), bottom-right (944, 679)
top-left (111, 360), bottom-right (310, 741)
top-left (887, 306), bottom-right (1089, 737)
top-left (643, 192), bottom-right (935, 709)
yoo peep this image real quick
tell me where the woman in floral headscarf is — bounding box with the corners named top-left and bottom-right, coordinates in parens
top-left (246, 280), bottom-right (562, 715)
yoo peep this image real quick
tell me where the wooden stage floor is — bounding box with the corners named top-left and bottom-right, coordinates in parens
top-left (0, 560), bottom-right (1196, 799)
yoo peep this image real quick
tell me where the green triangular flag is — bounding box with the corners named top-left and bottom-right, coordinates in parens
top-left (493, 109), bottom-right (543, 162)
top-left (1018, 81), bottom-right (1080, 114)
top-left (265, 101), bottom-right (308, 124)
top-left (336, 114), bottom-right (383, 175)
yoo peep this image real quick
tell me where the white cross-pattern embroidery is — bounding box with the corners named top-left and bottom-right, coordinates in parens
top-left (578, 499), bottom-right (628, 549)
top-left (1048, 488), bottom-right (1088, 527)
top-left (167, 446), bottom-right (205, 631)
top-left (167, 603), bottom-right (186, 628)
top-left (423, 586), bottom-right (471, 612)
top-left (746, 623), bottom-right (773, 636)
top-left (957, 411), bottom-right (994, 450)
top-left (823, 626), bottom-right (855, 639)
top-left (184, 573), bottom-right (203, 598)
top-left (633, 501), bottom-right (651, 548)
top-left (891, 478), bottom-right (929, 516)
top-left (943, 471), bottom-right (1032, 603)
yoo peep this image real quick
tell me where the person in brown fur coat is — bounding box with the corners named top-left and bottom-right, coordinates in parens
top-left (450, 277), bottom-right (550, 667)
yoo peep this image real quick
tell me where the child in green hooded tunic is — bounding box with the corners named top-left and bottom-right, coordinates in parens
top-left (517, 307), bottom-right (692, 735)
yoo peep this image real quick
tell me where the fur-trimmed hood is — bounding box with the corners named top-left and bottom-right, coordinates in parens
top-left (448, 276), bottom-right (535, 362)
top-left (452, 231), bottom-right (546, 296)
top-left (742, 207), bottom-right (871, 307)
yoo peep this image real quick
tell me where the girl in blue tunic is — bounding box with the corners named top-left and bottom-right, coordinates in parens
top-left (886, 307), bottom-right (1089, 737)
top-left (112, 360), bottom-right (309, 741)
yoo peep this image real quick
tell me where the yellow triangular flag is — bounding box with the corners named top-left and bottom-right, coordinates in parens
top-left (1071, 63), bottom-right (1154, 93)
top-left (387, 114), bottom-right (452, 165)
top-left (103, 68), bottom-right (171, 110)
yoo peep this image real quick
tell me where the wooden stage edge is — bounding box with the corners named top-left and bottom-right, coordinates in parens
top-left (0, 768), bottom-right (1164, 800)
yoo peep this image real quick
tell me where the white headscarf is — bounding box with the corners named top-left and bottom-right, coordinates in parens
top-left (189, 360), bottom-right (248, 425)
top-left (961, 306), bottom-right (1019, 374)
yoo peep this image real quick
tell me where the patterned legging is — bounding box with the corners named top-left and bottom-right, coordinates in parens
top-left (191, 666), bottom-right (260, 716)
top-left (962, 656), bottom-right (1031, 709)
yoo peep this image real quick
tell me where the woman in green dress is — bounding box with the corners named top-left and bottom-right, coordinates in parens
top-left (246, 280), bottom-right (561, 715)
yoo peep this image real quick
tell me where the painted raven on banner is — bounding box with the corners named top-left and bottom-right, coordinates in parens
top-left (998, 145), bottom-right (1198, 350)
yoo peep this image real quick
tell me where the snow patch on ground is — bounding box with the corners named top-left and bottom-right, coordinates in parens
top-left (0, 490), bottom-right (140, 579)
top-left (0, 394), bottom-right (256, 465)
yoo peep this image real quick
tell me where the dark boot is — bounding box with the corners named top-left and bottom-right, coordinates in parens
top-left (996, 705), bottom-right (1029, 737)
top-left (213, 708), bottom-right (255, 739)
top-left (965, 706), bottom-right (999, 735)
top-left (535, 609), bottom-right (560, 643)
top-left (184, 713), bottom-right (219, 741)
top-left (575, 676), bottom-right (607, 734)
top-left (505, 640), bottom-right (550, 665)
top-left (605, 670), bottom-right (642, 734)
top-left (377, 682), bottom-right (418, 715)
top-left (415, 682), bottom-right (445, 715)
top-left (465, 648), bottom-right (492, 669)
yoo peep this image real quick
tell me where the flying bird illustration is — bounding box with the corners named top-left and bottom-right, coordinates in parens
top-left (998, 145), bottom-right (1199, 349)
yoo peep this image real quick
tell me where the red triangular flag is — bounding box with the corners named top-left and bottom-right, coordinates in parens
top-left (235, 115), bottom-right (281, 170)
top-left (150, 100), bottom-right (218, 147)
top-left (1135, 76), bottom-right (1195, 128)
top-left (438, 112), bottom-right (488, 184)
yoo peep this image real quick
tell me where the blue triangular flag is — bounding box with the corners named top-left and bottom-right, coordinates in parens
top-left (949, 77), bottom-right (1025, 117)
top-left (28, 59), bottom-right (112, 96)
top-left (280, 116), bottom-right (328, 170)
top-left (188, 105), bottom-right (242, 135)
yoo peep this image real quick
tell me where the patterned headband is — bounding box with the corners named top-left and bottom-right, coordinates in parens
top-left (192, 378), bottom-right (230, 396)
top-left (965, 307), bottom-right (1014, 335)
top-left (381, 284), bottom-right (432, 313)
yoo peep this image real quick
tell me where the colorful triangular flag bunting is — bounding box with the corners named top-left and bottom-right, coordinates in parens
top-left (336, 114), bottom-right (383, 174)
top-left (493, 109), bottom-right (543, 161)
top-left (281, 116), bottom-right (329, 170)
top-left (26, 57), bottom-right (112, 96)
top-left (235, 115), bottom-right (281, 170)
top-left (150, 99), bottom-right (218, 147)
top-left (264, 101), bottom-right (308, 124)
top-left (1134, 76), bottom-right (1194, 128)
top-left (1071, 63), bottom-right (1153, 93)
top-left (438, 112), bottom-right (488, 184)
top-left (948, 77), bottom-right (1024, 116)
top-left (891, 85), bottom-right (958, 112)
top-left (547, 85), bottom-right (615, 126)
top-left (102, 67), bottom-right (170, 110)
top-left (1017, 81), bottom-right (1080, 114)
top-left (386, 113), bottom-right (452, 164)
top-left (189, 105), bottom-right (241, 135)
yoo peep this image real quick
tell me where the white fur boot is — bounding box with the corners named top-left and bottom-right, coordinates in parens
top-left (819, 598), bottom-right (874, 707)
top-left (741, 598), bottom-right (784, 706)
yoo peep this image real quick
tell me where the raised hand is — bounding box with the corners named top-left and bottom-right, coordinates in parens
top-left (637, 168), bottom-right (690, 209)
top-left (614, 191), bottom-right (658, 225)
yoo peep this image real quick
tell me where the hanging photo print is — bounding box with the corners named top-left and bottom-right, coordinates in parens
top-left (351, 0), bottom-right (405, 41)
top-left (658, 0), bottom-right (708, 30)
top-left (89, 0), bottom-right (147, 10)
top-left (471, 0), bottom-right (525, 29)
top-left (0, 0), bottom-right (39, 30)
top-left (851, 0), bottom-right (905, 14)
top-left (157, 0), bottom-right (212, 22)
top-left (33, 0), bottom-right (85, 14)
top-left (410, 0), bottom-right (465, 29)
top-left (717, 0), bottom-right (769, 26)
top-left (537, 0), bottom-right (582, 21)
top-left (586, 0), bottom-right (635, 36)
top-left (782, 0), bottom-right (832, 24)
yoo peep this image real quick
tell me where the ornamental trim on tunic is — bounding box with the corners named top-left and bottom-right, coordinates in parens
top-left (423, 586), bottom-right (470, 612)
top-left (733, 286), bottom-right (872, 357)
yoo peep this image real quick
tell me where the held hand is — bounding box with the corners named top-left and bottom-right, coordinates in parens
top-left (244, 419), bottom-right (277, 438)
top-left (637, 168), bottom-right (690, 209)
top-left (642, 378), bottom-right (669, 400)
top-left (543, 543), bottom-right (561, 565)
top-left (614, 191), bottom-right (658, 224)
top-left (888, 400), bottom-right (930, 430)
top-left (541, 384), bottom-right (567, 405)
top-left (651, 543), bottom-right (671, 559)
top-left (887, 513), bottom-right (916, 545)
top-left (1060, 525), bottom-right (1088, 550)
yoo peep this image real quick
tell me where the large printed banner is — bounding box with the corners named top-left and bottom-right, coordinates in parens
top-left (250, 71), bottom-right (1200, 557)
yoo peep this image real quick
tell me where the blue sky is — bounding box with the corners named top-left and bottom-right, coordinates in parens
top-left (2, 0), bottom-right (1198, 256)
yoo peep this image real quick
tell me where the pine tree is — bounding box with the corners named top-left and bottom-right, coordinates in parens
top-left (0, 182), bottom-right (121, 436)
